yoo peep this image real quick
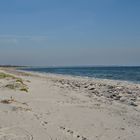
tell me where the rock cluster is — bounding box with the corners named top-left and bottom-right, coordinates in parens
top-left (54, 78), bottom-right (140, 107)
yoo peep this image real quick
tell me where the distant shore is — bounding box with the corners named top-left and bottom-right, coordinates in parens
top-left (0, 67), bottom-right (140, 140)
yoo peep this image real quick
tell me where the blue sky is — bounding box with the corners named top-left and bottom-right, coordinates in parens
top-left (0, 0), bottom-right (140, 66)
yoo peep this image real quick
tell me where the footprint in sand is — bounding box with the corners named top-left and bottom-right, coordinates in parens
top-left (59, 126), bottom-right (88, 140)
top-left (40, 121), bottom-right (48, 128)
top-left (33, 113), bottom-right (48, 130)
top-left (0, 127), bottom-right (33, 140)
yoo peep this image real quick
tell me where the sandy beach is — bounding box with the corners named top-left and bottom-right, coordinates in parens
top-left (0, 68), bottom-right (140, 140)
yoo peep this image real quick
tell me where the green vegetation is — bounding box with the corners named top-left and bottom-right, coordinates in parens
top-left (16, 78), bottom-right (24, 84)
top-left (20, 87), bottom-right (28, 92)
top-left (5, 82), bottom-right (29, 93)
top-left (5, 84), bottom-right (16, 90)
top-left (0, 72), bottom-right (29, 93)
top-left (0, 72), bottom-right (15, 79)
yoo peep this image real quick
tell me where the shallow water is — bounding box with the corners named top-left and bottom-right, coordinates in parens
top-left (22, 66), bottom-right (140, 83)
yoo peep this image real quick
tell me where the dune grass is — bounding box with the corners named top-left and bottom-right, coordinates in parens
top-left (20, 87), bottom-right (28, 92)
top-left (0, 72), bottom-right (29, 92)
top-left (0, 72), bottom-right (15, 79)
top-left (5, 82), bottom-right (29, 92)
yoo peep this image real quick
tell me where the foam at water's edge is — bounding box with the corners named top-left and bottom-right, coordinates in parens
top-left (21, 66), bottom-right (140, 83)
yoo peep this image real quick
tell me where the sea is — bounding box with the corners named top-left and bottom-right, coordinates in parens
top-left (22, 66), bottom-right (140, 83)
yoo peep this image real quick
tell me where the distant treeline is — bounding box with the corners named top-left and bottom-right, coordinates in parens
top-left (0, 65), bottom-right (27, 68)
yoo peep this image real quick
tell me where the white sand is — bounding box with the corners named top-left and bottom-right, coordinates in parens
top-left (0, 68), bottom-right (140, 140)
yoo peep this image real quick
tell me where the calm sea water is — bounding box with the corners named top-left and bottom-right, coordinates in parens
top-left (22, 67), bottom-right (140, 83)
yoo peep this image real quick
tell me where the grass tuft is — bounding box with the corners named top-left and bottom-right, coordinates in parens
top-left (0, 72), bottom-right (29, 93)
top-left (0, 72), bottom-right (15, 79)
top-left (20, 87), bottom-right (28, 92)
top-left (16, 78), bottom-right (24, 84)
top-left (5, 84), bottom-right (16, 90)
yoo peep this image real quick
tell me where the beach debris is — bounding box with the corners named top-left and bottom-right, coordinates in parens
top-left (0, 96), bottom-right (28, 106)
top-left (0, 96), bottom-right (31, 112)
top-left (0, 96), bottom-right (15, 104)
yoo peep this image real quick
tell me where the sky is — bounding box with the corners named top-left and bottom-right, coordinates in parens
top-left (0, 0), bottom-right (140, 66)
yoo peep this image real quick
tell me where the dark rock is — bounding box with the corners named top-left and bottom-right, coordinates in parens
top-left (127, 91), bottom-right (133, 94)
top-left (108, 85), bottom-right (115, 89)
top-left (128, 101), bottom-right (137, 107)
top-left (113, 96), bottom-right (121, 100)
top-left (82, 136), bottom-right (87, 140)
top-left (84, 85), bottom-right (89, 88)
top-left (77, 135), bottom-right (80, 138)
top-left (89, 87), bottom-right (95, 90)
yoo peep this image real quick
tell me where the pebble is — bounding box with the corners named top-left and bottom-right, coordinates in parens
top-left (120, 96), bottom-right (128, 102)
top-left (128, 101), bottom-right (137, 107)
top-left (57, 78), bottom-right (140, 107)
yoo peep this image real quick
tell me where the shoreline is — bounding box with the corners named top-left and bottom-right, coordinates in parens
top-left (2, 68), bottom-right (140, 108)
top-left (19, 67), bottom-right (140, 85)
top-left (0, 68), bottom-right (140, 140)
top-left (18, 69), bottom-right (140, 85)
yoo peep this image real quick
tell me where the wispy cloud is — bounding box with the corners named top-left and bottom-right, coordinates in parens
top-left (0, 35), bottom-right (48, 44)
top-left (0, 37), bottom-right (18, 45)
top-left (0, 35), bottom-right (47, 47)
